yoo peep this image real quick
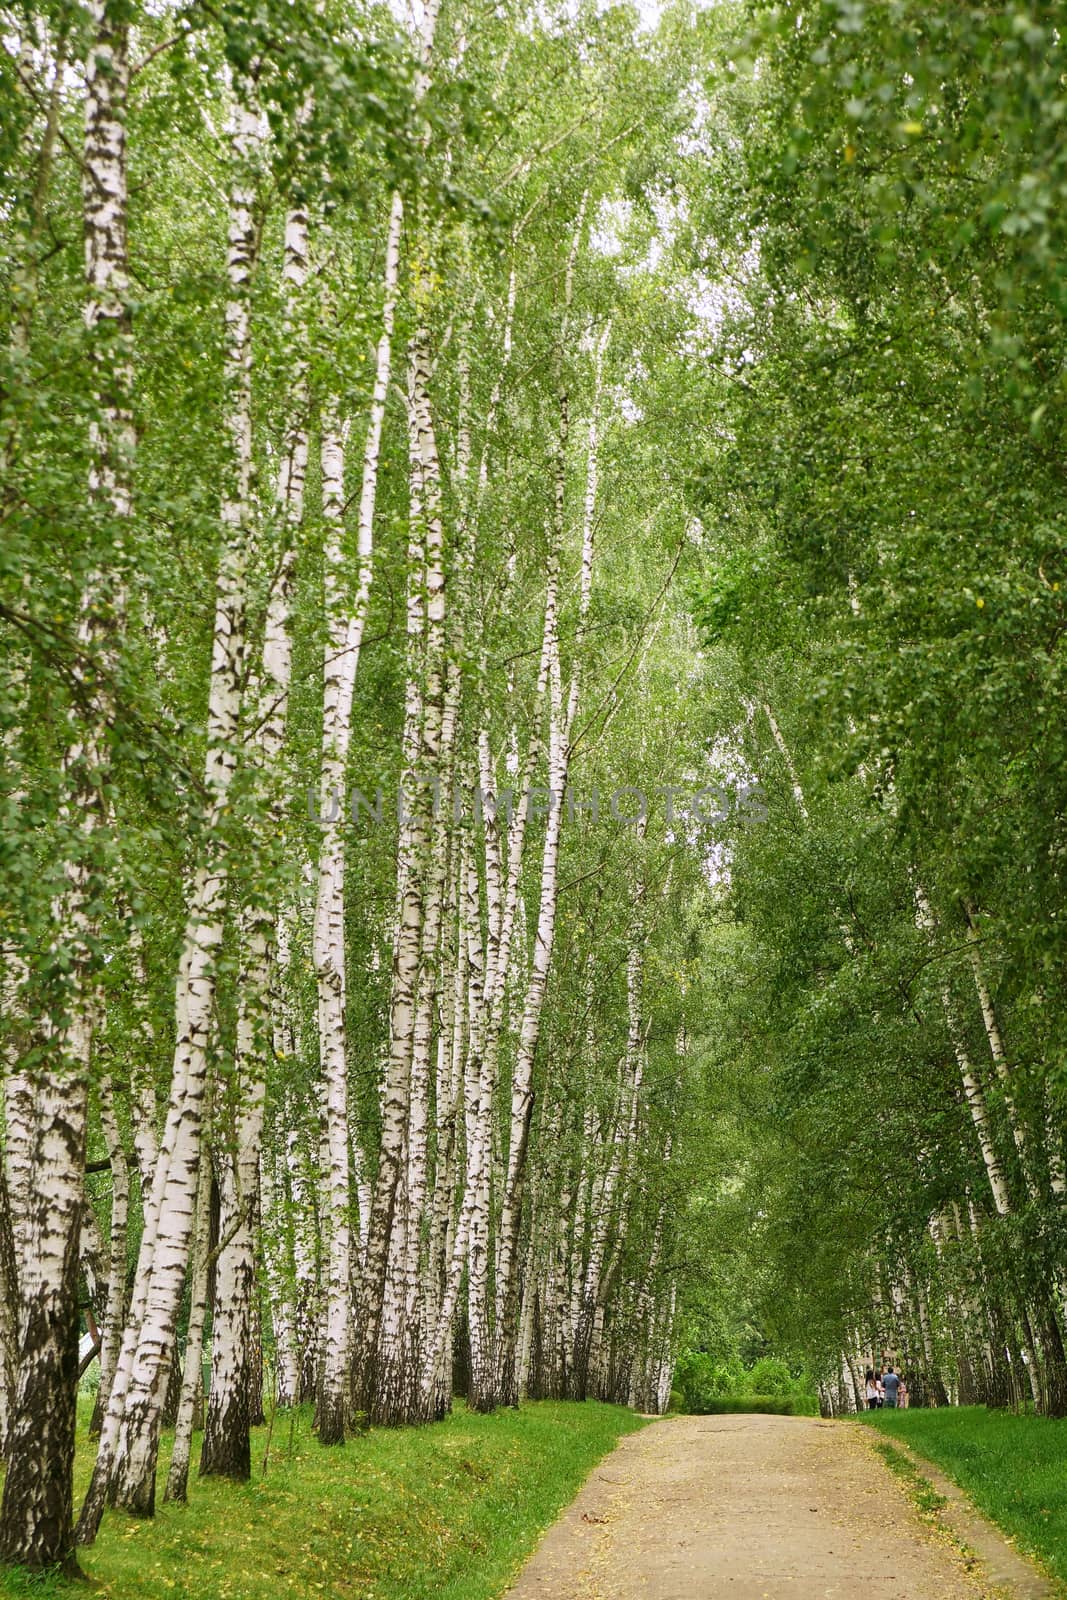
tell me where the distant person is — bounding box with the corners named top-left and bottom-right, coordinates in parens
top-left (899, 1378), bottom-right (909, 1409)
top-left (882, 1365), bottom-right (901, 1408)
top-left (864, 1369), bottom-right (880, 1410)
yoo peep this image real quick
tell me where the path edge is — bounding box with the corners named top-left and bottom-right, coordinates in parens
top-left (859, 1427), bottom-right (1061, 1600)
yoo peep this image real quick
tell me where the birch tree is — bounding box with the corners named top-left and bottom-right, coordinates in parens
top-left (0, 0), bottom-right (132, 1564)
top-left (79, 89), bottom-right (265, 1533)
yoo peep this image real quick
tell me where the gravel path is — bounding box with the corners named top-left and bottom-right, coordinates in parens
top-left (505, 1413), bottom-right (1044, 1600)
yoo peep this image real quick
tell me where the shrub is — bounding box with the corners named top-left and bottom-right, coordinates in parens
top-left (747, 1356), bottom-right (793, 1396)
top-left (667, 1388), bottom-right (686, 1414)
top-left (689, 1395), bottom-right (820, 1417)
top-left (674, 1350), bottom-right (817, 1414)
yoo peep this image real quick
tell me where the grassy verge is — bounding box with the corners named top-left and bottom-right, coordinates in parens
top-left (867, 1439), bottom-right (992, 1589)
top-left (869, 1438), bottom-right (949, 1520)
top-left (0, 1400), bottom-right (646, 1600)
top-left (861, 1405), bottom-right (1067, 1585)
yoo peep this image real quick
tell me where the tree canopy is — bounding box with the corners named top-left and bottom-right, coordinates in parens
top-left (1, 0), bottom-right (1065, 1575)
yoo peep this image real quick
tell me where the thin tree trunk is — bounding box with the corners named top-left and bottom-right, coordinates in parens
top-left (200, 199), bottom-right (309, 1481)
top-left (313, 414), bottom-right (355, 1445)
top-left (963, 906), bottom-right (1035, 1192)
top-left (379, 317), bottom-right (470, 1425)
top-left (491, 305), bottom-right (605, 1409)
top-left (2, 2), bottom-right (131, 1566)
top-left (91, 1077), bottom-right (129, 1433)
top-left (913, 886), bottom-right (1012, 1217)
top-left (286, 1118), bottom-right (320, 1402)
top-left (79, 96), bottom-right (261, 1537)
top-left (163, 1092), bottom-right (214, 1504)
top-left (574, 928), bottom-right (644, 1399)
top-left (199, 1078), bottom-right (263, 1479)
top-left (356, 313), bottom-right (447, 1417)
top-left (0, 1164), bottom-right (17, 1457)
top-left (311, 185), bottom-right (404, 1443)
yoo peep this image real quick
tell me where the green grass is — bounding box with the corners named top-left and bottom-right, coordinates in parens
top-left (861, 1405), bottom-right (1067, 1585)
top-left (0, 1400), bottom-right (646, 1600)
top-left (869, 1438), bottom-right (948, 1518)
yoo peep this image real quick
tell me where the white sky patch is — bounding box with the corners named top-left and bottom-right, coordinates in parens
top-left (681, 240), bottom-right (761, 359)
top-left (678, 81), bottom-right (716, 158)
top-left (693, 734), bottom-right (764, 888)
top-left (612, 356), bottom-right (649, 424)
top-left (617, 389), bottom-right (644, 424)
top-left (591, 194), bottom-right (667, 278)
top-left (547, 0), bottom-right (664, 31)
top-left (654, 188), bottom-right (688, 236)
top-left (634, 0), bottom-right (666, 32)
top-left (591, 196), bottom-right (633, 257)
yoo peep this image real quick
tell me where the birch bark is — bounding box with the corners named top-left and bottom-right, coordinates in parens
top-left (162, 1089), bottom-right (214, 1504)
top-left (286, 1116), bottom-right (322, 1402)
top-left (200, 199), bottom-right (309, 1481)
top-left (313, 414), bottom-right (356, 1444)
top-left (92, 1077), bottom-right (129, 1430)
top-left (378, 318), bottom-right (473, 1424)
top-left (0, 1166), bottom-right (17, 1457)
top-left (351, 0), bottom-right (443, 1418)
top-left (311, 181), bottom-right (404, 1442)
top-left (0, 1), bottom-right (131, 1566)
top-left (199, 1059), bottom-right (265, 1480)
top-left (80, 95), bottom-right (262, 1532)
top-left (913, 885), bottom-right (1012, 1218)
top-left (0, 27), bottom-right (69, 1423)
top-left (261, 1131), bottom-right (300, 1409)
top-left (356, 317), bottom-right (446, 1418)
top-left (418, 907), bottom-right (464, 1417)
top-left (490, 308), bottom-right (606, 1408)
top-left (574, 919), bottom-right (644, 1398)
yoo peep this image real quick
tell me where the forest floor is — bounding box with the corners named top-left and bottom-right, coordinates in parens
top-left (0, 1401), bottom-right (644, 1600)
top-left (504, 1412), bottom-right (1060, 1600)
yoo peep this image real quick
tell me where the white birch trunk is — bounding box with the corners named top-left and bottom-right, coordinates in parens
top-left (199, 1087), bottom-right (263, 1480)
top-left (2, 2), bottom-right (130, 1565)
top-left (964, 907), bottom-right (1036, 1195)
top-left (419, 909), bottom-right (463, 1408)
top-left (313, 415), bottom-right (355, 1444)
top-left (380, 315), bottom-right (471, 1424)
top-left (162, 1101), bottom-right (214, 1504)
top-left (81, 97), bottom-right (261, 1533)
top-left (311, 186), bottom-right (404, 1443)
top-left (575, 922), bottom-right (643, 1398)
top-left (0, 1161), bottom-right (17, 1457)
top-left (200, 199), bottom-right (309, 1481)
top-left (128, 925), bottom-right (160, 1185)
top-left (93, 1078), bottom-right (129, 1426)
top-left (913, 884), bottom-right (1011, 1218)
top-left (286, 1119), bottom-right (321, 1402)
top-left (260, 1135), bottom-right (300, 1409)
top-left (319, 16), bottom-right (439, 1437)
top-left (357, 318), bottom-right (446, 1419)
top-left (464, 838), bottom-right (496, 1382)
top-left (490, 310), bottom-right (605, 1407)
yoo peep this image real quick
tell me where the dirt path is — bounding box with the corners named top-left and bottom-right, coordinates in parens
top-left (505, 1414), bottom-right (1051, 1600)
